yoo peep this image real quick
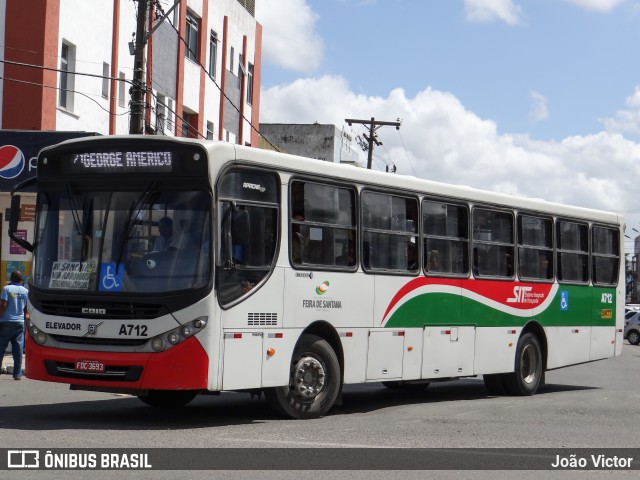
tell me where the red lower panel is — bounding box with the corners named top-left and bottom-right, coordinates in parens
top-left (25, 334), bottom-right (209, 390)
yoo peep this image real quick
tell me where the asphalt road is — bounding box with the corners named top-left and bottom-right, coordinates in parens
top-left (1, 342), bottom-right (639, 479)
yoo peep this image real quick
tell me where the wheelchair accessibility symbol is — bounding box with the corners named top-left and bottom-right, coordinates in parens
top-left (560, 291), bottom-right (569, 311)
top-left (99, 263), bottom-right (123, 292)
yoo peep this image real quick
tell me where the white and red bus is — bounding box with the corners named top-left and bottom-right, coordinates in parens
top-left (10, 135), bottom-right (624, 419)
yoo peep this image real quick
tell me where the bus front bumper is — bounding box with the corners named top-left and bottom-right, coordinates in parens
top-left (24, 335), bottom-right (209, 392)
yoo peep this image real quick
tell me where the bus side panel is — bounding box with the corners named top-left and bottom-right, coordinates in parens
top-left (545, 327), bottom-right (591, 369)
top-left (366, 329), bottom-right (405, 381)
top-left (590, 286), bottom-right (616, 361)
top-left (219, 267), bottom-right (286, 390)
top-left (283, 270), bottom-right (374, 329)
top-left (422, 326), bottom-right (475, 379)
top-left (402, 328), bottom-right (423, 380)
top-left (262, 329), bottom-right (302, 387)
top-left (339, 328), bottom-right (368, 384)
top-left (472, 327), bottom-right (521, 375)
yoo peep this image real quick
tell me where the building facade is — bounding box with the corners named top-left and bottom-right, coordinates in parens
top-left (0, 0), bottom-right (261, 144)
top-left (259, 123), bottom-right (363, 166)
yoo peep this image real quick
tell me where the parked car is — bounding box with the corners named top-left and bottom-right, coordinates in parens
top-left (625, 312), bottom-right (640, 345)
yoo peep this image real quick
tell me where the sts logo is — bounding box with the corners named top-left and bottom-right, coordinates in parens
top-left (0, 145), bottom-right (26, 179)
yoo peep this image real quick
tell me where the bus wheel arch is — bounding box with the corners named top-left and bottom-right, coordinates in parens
top-left (503, 324), bottom-right (545, 396)
top-left (264, 328), bottom-right (342, 419)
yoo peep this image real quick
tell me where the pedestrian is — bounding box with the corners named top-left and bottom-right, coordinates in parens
top-left (0, 271), bottom-right (29, 380)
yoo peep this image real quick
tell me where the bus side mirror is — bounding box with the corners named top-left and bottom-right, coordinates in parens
top-left (8, 194), bottom-right (34, 252)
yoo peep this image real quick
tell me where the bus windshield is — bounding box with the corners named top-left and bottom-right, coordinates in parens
top-left (32, 188), bottom-right (212, 294)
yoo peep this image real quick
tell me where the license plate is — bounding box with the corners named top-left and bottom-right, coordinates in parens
top-left (75, 360), bottom-right (105, 373)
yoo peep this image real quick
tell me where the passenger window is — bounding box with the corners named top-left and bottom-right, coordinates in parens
top-left (518, 215), bottom-right (553, 282)
top-left (556, 220), bottom-right (589, 283)
top-left (290, 181), bottom-right (356, 269)
top-left (592, 226), bottom-right (619, 286)
top-left (423, 200), bottom-right (469, 276)
top-left (362, 191), bottom-right (418, 273)
top-left (472, 208), bottom-right (514, 278)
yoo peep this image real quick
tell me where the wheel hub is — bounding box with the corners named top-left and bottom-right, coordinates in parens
top-left (521, 344), bottom-right (539, 384)
top-left (292, 356), bottom-right (326, 399)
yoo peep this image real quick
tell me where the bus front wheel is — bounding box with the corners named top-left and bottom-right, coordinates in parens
top-left (265, 334), bottom-right (340, 419)
top-left (137, 390), bottom-right (197, 408)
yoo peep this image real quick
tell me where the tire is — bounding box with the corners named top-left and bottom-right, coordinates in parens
top-left (382, 380), bottom-right (430, 391)
top-left (264, 334), bottom-right (340, 419)
top-left (137, 390), bottom-right (197, 408)
top-left (503, 332), bottom-right (543, 396)
top-left (483, 373), bottom-right (507, 395)
top-left (628, 329), bottom-right (640, 346)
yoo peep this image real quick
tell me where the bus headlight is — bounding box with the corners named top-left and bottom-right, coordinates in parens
top-left (151, 337), bottom-right (164, 352)
top-left (27, 320), bottom-right (48, 345)
top-left (167, 332), bottom-right (180, 345)
top-left (149, 316), bottom-right (208, 352)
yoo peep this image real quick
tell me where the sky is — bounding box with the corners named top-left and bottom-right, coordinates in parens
top-left (255, 0), bottom-right (640, 254)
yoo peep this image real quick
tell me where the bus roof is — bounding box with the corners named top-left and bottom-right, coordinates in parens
top-left (230, 142), bottom-right (622, 226)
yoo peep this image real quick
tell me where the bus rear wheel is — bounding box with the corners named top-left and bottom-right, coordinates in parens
top-left (503, 332), bottom-right (543, 396)
top-left (137, 390), bottom-right (197, 408)
top-left (265, 334), bottom-right (340, 419)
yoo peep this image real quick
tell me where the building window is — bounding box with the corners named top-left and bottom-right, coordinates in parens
top-left (59, 41), bottom-right (75, 111)
top-left (102, 62), bottom-right (109, 98)
top-left (230, 46), bottom-right (234, 72)
top-left (167, 98), bottom-right (175, 130)
top-left (118, 72), bottom-right (125, 107)
top-left (182, 112), bottom-right (192, 138)
top-left (247, 63), bottom-right (254, 105)
top-left (185, 11), bottom-right (199, 62)
top-left (206, 121), bottom-right (214, 140)
top-left (209, 31), bottom-right (218, 79)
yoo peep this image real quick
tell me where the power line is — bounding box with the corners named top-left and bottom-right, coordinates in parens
top-left (0, 75), bottom-right (130, 117)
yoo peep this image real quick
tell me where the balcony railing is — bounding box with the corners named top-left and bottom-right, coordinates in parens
top-left (237, 0), bottom-right (255, 16)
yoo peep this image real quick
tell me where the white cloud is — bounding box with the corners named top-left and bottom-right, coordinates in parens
top-left (563, 0), bottom-right (625, 12)
top-left (529, 91), bottom-right (549, 123)
top-left (464, 0), bottom-right (523, 25)
top-left (602, 86), bottom-right (640, 136)
top-left (261, 75), bottom-right (640, 216)
top-left (255, 0), bottom-right (324, 73)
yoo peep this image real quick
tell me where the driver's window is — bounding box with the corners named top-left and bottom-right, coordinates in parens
top-left (216, 168), bottom-right (279, 305)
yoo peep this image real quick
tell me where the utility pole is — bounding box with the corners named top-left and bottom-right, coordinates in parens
top-left (130, 0), bottom-right (148, 134)
top-left (345, 117), bottom-right (401, 169)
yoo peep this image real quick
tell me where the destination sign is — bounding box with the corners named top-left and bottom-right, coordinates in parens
top-left (61, 151), bottom-right (173, 174)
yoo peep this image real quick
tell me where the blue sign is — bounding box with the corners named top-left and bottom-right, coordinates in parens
top-left (99, 263), bottom-right (123, 292)
top-left (560, 290), bottom-right (569, 311)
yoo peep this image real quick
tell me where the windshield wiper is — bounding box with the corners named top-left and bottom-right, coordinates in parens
top-left (65, 183), bottom-right (83, 236)
top-left (115, 181), bottom-right (158, 271)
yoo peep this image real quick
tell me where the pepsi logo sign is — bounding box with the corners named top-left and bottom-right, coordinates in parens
top-left (0, 145), bottom-right (26, 179)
